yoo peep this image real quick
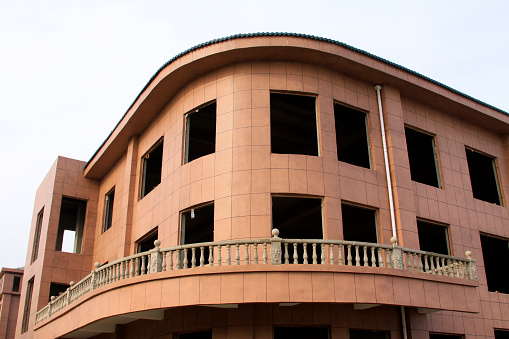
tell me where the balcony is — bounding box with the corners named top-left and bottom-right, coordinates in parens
top-left (35, 230), bottom-right (479, 338)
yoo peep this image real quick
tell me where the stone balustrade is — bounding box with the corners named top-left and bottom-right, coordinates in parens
top-left (35, 230), bottom-right (477, 324)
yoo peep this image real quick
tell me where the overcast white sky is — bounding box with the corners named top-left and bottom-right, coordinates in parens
top-left (1, 1), bottom-right (508, 269)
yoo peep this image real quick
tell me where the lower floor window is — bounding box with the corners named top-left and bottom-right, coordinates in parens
top-left (274, 327), bottom-right (329, 339)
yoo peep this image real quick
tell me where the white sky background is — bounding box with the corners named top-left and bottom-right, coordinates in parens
top-left (1, 1), bottom-right (508, 268)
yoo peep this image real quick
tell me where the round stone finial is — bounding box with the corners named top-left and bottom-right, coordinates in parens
top-left (154, 239), bottom-right (161, 248)
top-left (70, 281), bottom-right (75, 286)
top-left (465, 250), bottom-right (472, 258)
top-left (94, 262), bottom-right (101, 269)
top-left (272, 228), bottom-right (280, 237)
top-left (50, 296), bottom-right (56, 301)
top-left (390, 237), bottom-right (398, 246)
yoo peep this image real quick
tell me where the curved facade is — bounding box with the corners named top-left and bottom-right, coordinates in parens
top-left (16, 34), bottom-right (509, 339)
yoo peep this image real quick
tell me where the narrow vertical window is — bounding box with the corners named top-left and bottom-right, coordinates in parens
top-left (465, 148), bottom-right (502, 205)
top-left (480, 234), bottom-right (509, 294)
top-left (12, 276), bottom-right (21, 292)
top-left (270, 93), bottom-right (319, 156)
top-left (21, 277), bottom-right (34, 333)
top-left (31, 207), bottom-right (44, 263)
top-left (103, 187), bottom-right (115, 232)
top-left (141, 139), bottom-right (164, 199)
top-left (184, 102), bottom-right (216, 164)
top-left (405, 126), bottom-right (441, 187)
top-left (55, 197), bottom-right (87, 254)
top-left (335, 103), bottom-right (371, 168)
top-left (341, 203), bottom-right (378, 265)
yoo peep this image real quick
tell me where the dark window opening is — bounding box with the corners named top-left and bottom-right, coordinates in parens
top-left (350, 329), bottom-right (389, 339)
top-left (103, 187), bottom-right (115, 232)
top-left (49, 283), bottom-right (70, 302)
top-left (31, 207), bottom-right (44, 263)
top-left (136, 228), bottom-right (158, 253)
top-left (405, 127), bottom-right (440, 187)
top-left (141, 139), bottom-right (163, 199)
top-left (495, 330), bottom-right (509, 339)
top-left (429, 334), bottom-right (463, 339)
top-left (480, 234), bottom-right (509, 294)
top-left (270, 93), bottom-right (318, 156)
top-left (417, 220), bottom-right (450, 255)
top-left (341, 204), bottom-right (378, 265)
top-left (55, 197), bottom-right (86, 254)
top-left (184, 102), bottom-right (216, 164)
top-left (465, 148), bottom-right (501, 205)
top-left (21, 276), bottom-right (34, 333)
top-left (181, 203), bottom-right (214, 265)
top-left (178, 331), bottom-right (212, 339)
top-left (274, 327), bottom-right (329, 339)
top-left (335, 103), bottom-right (371, 168)
top-left (272, 197), bottom-right (323, 263)
top-left (12, 276), bottom-right (21, 292)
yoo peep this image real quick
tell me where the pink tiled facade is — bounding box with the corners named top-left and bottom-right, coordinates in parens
top-left (0, 268), bottom-right (23, 339)
top-left (15, 34), bottom-right (509, 338)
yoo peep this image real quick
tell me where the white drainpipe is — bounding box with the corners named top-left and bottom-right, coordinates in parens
top-left (375, 85), bottom-right (408, 339)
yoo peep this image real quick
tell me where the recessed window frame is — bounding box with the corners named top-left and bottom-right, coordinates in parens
top-left (21, 276), bottom-right (34, 334)
top-left (136, 227), bottom-right (158, 253)
top-left (180, 202), bottom-right (215, 245)
top-left (404, 125), bottom-right (442, 188)
top-left (341, 202), bottom-right (379, 244)
top-left (31, 207), bottom-right (44, 263)
top-left (416, 218), bottom-right (451, 256)
top-left (183, 101), bottom-right (217, 165)
top-left (270, 91), bottom-right (320, 157)
top-left (102, 186), bottom-right (115, 233)
top-left (334, 101), bottom-right (372, 169)
top-left (465, 146), bottom-right (503, 206)
top-left (140, 138), bottom-right (164, 200)
top-left (480, 233), bottom-right (509, 294)
top-left (55, 197), bottom-right (87, 254)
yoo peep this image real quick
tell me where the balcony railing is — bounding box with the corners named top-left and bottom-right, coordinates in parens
top-left (35, 230), bottom-right (477, 325)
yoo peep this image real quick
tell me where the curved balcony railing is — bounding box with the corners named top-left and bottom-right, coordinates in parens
top-left (35, 230), bottom-right (477, 325)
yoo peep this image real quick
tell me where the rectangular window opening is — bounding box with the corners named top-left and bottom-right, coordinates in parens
top-left (12, 276), bottom-right (21, 293)
top-left (480, 234), bottom-right (509, 294)
top-left (136, 228), bottom-right (159, 253)
top-left (405, 126), bottom-right (441, 188)
top-left (21, 276), bottom-right (34, 334)
top-left (272, 196), bottom-right (323, 263)
top-left (274, 327), bottom-right (329, 338)
top-left (178, 330), bottom-right (212, 339)
top-left (181, 203), bottom-right (214, 265)
top-left (417, 220), bottom-right (450, 255)
top-left (495, 330), bottom-right (509, 339)
top-left (55, 197), bottom-right (86, 254)
top-left (341, 203), bottom-right (378, 265)
top-left (270, 92), bottom-right (319, 156)
top-left (31, 207), bottom-right (44, 263)
top-left (465, 148), bottom-right (502, 205)
top-left (49, 282), bottom-right (70, 302)
top-left (429, 334), bottom-right (463, 339)
top-left (103, 187), bottom-right (115, 232)
top-left (184, 102), bottom-right (216, 164)
top-left (335, 103), bottom-right (371, 168)
top-left (349, 329), bottom-right (389, 339)
top-left (141, 139), bottom-right (164, 199)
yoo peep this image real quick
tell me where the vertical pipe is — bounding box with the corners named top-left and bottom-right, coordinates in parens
top-left (400, 306), bottom-right (408, 339)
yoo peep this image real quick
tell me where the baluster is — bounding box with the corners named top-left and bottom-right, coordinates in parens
top-left (200, 247), bottom-right (205, 267)
top-left (191, 248), bottom-right (197, 268)
top-left (386, 249), bottom-right (391, 268)
top-left (338, 244), bottom-right (343, 265)
top-left (141, 256), bottom-right (147, 275)
top-left (284, 243), bottom-right (289, 264)
top-left (413, 254), bottom-right (418, 271)
top-left (424, 255), bottom-right (429, 273)
top-left (125, 260), bottom-right (130, 278)
top-left (459, 261), bottom-right (465, 278)
top-left (429, 256), bottom-right (436, 274)
top-left (245, 244), bottom-right (250, 265)
top-left (209, 246), bottom-right (213, 267)
top-left (329, 244), bottom-right (334, 265)
top-left (355, 245), bottom-right (360, 266)
top-left (435, 257), bottom-right (442, 275)
top-left (108, 266), bottom-right (112, 283)
top-left (183, 249), bottom-right (188, 269)
top-left (453, 260), bottom-right (459, 277)
top-left (162, 252), bottom-right (167, 272)
top-left (303, 243), bottom-right (308, 264)
top-left (168, 251), bottom-right (174, 271)
top-left (218, 246), bottom-right (222, 266)
top-left (347, 245), bottom-right (352, 266)
top-left (176, 250), bottom-right (181, 270)
top-left (120, 261), bottom-right (125, 280)
top-left (440, 258), bottom-right (446, 276)
top-left (447, 259), bottom-right (453, 276)
top-left (371, 247), bottom-right (376, 267)
top-left (227, 245), bottom-right (232, 265)
top-left (235, 244), bottom-right (240, 265)
top-left (378, 248), bottom-right (384, 268)
top-left (417, 254), bottom-right (423, 272)
top-left (262, 243), bottom-right (267, 264)
top-left (293, 243), bottom-right (298, 264)
top-left (116, 263), bottom-right (120, 280)
top-left (363, 246), bottom-right (368, 266)
top-left (253, 244), bottom-right (258, 264)
top-left (312, 243), bottom-right (317, 264)
top-left (321, 244), bottom-right (326, 264)
top-left (110, 266), bottom-right (114, 282)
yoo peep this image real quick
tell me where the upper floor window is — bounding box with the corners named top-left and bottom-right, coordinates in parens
top-left (465, 148), bottom-right (502, 205)
top-left (12, 276), bottom-right (21, 292)
top-left (335, 103), bottom-right (371, 168)
top-left (270, 93), bottom-right (319, 156)
top-left (417, 219), bottom-right (450, 255)
top-left (181, 203), bottom-right (214, 265)
top-left (136, 227), bottom-right (158, 253)
top-left (31, 207), bottom-right (44, 263)
top-left (55, 197), bottom-right (86, 254)
top-left (21, 276), bottom-right (34, 333)
top-left (184, 102), bottom-right (216, 164)
top-left (480, 233), bottom-right (509, 294)
top-left (140, 139), bottom-right (163, 199)
top-left (103, 187), bottom-right (115, 232)
top-left (405, 126), bottom-right (441, 188)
